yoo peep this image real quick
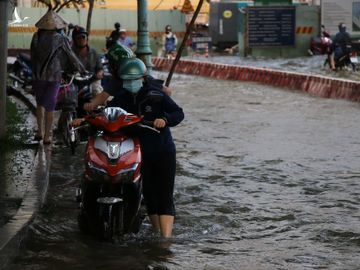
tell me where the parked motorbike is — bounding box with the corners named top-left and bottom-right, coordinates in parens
top-left (309, 36), bottom-right (332, 56)
top-left (56, 73), bottom-right (94, 154)
top-left (100, 53), bottom-right (111, 90)
top-left (75, 106), bottom-right (159, 240)
top-left (8, 53), bottom-right (33, 91)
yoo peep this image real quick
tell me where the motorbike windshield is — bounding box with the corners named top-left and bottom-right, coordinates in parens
top-left (103, 107), bottom-right (128, 121)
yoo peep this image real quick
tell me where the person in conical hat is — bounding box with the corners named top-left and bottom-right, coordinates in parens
top-left (35, 9), bottom-right (68, 30)
top-left (31, 10), bottom-right (86, 145)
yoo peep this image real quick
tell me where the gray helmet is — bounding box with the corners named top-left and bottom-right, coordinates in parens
top-left (117, 58), bottom-right (147, 80)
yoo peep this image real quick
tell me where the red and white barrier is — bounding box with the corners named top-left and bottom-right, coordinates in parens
top-left (152, 57), bottom-right (360, 102)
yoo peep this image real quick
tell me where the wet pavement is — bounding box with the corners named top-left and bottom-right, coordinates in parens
top-left (4, 71), bottom-right (360, 270)
top-left (0, 97), bottom-right (36, 228)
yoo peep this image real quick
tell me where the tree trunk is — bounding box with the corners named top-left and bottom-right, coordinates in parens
top-left (86, 0), bottom-right (94, 34)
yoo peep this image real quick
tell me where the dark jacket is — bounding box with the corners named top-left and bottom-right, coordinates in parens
top-left (332, 31), bottom-right (351, 56)
top-left (105, 76), bottom-right (184, 159)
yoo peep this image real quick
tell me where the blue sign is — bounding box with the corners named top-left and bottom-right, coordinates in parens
top-left (248, 6), bottom-right (296, 47)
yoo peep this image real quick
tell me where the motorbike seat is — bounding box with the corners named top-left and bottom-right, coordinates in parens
top-left (19, 53), bottom-right (31, 63)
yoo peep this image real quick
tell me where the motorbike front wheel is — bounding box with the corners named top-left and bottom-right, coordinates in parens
top-left (97, 203), bottom-right (123, 241)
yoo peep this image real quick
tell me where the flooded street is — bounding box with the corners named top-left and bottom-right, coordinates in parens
top-left (6, 71), bottom-right (360, 270)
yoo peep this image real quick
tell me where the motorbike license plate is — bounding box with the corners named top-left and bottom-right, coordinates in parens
top-left (350, 56), bottom-right (359, 63)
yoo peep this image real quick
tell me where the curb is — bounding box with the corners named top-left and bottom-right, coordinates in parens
top-left (152, 57), bottom-right (360, 102)
top-left (0, 88), bottom-right (51, 269)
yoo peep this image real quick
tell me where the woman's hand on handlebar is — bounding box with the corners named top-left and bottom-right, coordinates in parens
top-left (153, 118), bottom-right (166, 129)
top-left (84, 102), bottom-right (96, 112)
top-left (71, 118), bottom-right (85, 127)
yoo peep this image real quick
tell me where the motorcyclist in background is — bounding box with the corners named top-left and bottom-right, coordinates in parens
top-left (72, 26), bottom-right (104, 97)
top-left (330, 23), bottom-right (352, 70)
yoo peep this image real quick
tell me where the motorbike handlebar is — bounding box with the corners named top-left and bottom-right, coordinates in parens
top-left (137, 123), bottom-right (160, 134)
top-left (60, 72), bottom-right (95, 87)
top-left (74, 72), bottom-right (95, 83)
top-left (60, 75), bottom-right (75, 87)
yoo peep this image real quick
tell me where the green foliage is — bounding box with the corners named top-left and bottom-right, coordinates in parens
top-left (0, 98), bottom-right (31, 151)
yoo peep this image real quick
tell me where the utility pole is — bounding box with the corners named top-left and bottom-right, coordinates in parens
top-left (136, 0), bottom-right (153, 73)
top-left (0, 0), bottom-right (9, 139)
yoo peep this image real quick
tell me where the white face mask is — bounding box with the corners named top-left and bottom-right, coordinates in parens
top-left (123, 79), bottom-right (143, 94)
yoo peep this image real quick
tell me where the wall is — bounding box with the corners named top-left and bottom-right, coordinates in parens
top-left (321, 0), bottom-right (360, 36)
top-left (8, 7), bottom-right (186, 52)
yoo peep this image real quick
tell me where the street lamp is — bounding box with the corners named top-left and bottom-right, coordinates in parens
top-left (136, 0), bottom-right (153, 73)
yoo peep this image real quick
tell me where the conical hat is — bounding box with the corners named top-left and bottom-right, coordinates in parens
top-left (35, 10), bottom-right (68, 30)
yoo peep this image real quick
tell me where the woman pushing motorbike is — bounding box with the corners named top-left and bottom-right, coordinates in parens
top-left (73, 44), bottom-right (184, 238)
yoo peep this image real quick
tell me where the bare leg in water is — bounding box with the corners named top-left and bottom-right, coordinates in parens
top-left (36, 106), bottom-right (44, 138)
top-left (44, 111), bottom-right (54, 143)
top-left (149, 214), bottom-right (174, 238)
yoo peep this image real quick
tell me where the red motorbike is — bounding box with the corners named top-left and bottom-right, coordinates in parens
top-left (76, 106), bottom-right (159, 240)
top-left (309, 26), bottom-right (332, 56)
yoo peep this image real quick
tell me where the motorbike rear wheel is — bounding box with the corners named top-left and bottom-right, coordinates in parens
top-left (59, 111), bottom-right (78, 154)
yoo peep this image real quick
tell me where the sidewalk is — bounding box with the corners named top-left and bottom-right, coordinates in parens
top-left (0, 87), bottom-right (51, 269)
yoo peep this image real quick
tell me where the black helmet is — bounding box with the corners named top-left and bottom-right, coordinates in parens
top-left (338, 22), bottom-right (346, 33)
top-left (68, 23), bottom-right (74, 30)
top-left (114, 22), bottom-right (121, 29)
top-left (72, 25), bottom-right (88, 40)
top-left (165, 25), bottom-right (172, 32)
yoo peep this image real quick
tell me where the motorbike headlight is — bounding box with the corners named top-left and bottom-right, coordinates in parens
top-left (94, 138), bottom-right (134, 160)
top-left (87, 161), bottom-right (107, 174)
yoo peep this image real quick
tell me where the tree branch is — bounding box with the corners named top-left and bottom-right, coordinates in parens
top-left (34, 0), bottom-right (84, 12)
top-left (53, 0), bottom-right (60, 10)
top-left (36, 0), bottom-right (52, 9)
top-left (56, 0), bottom-right (75, 11)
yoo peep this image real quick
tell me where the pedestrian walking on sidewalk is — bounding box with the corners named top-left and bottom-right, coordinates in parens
top-left (31, 10), bottom-right (85, 145)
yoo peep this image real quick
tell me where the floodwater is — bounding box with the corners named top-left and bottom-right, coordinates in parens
top-left (187, 54), bottom-right (360, 81)
top-left (6, 71), bottom-right (360, 270)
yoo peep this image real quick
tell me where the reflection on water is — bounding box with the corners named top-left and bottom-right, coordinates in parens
top-left (7, 72), bottom-right (360, 270)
